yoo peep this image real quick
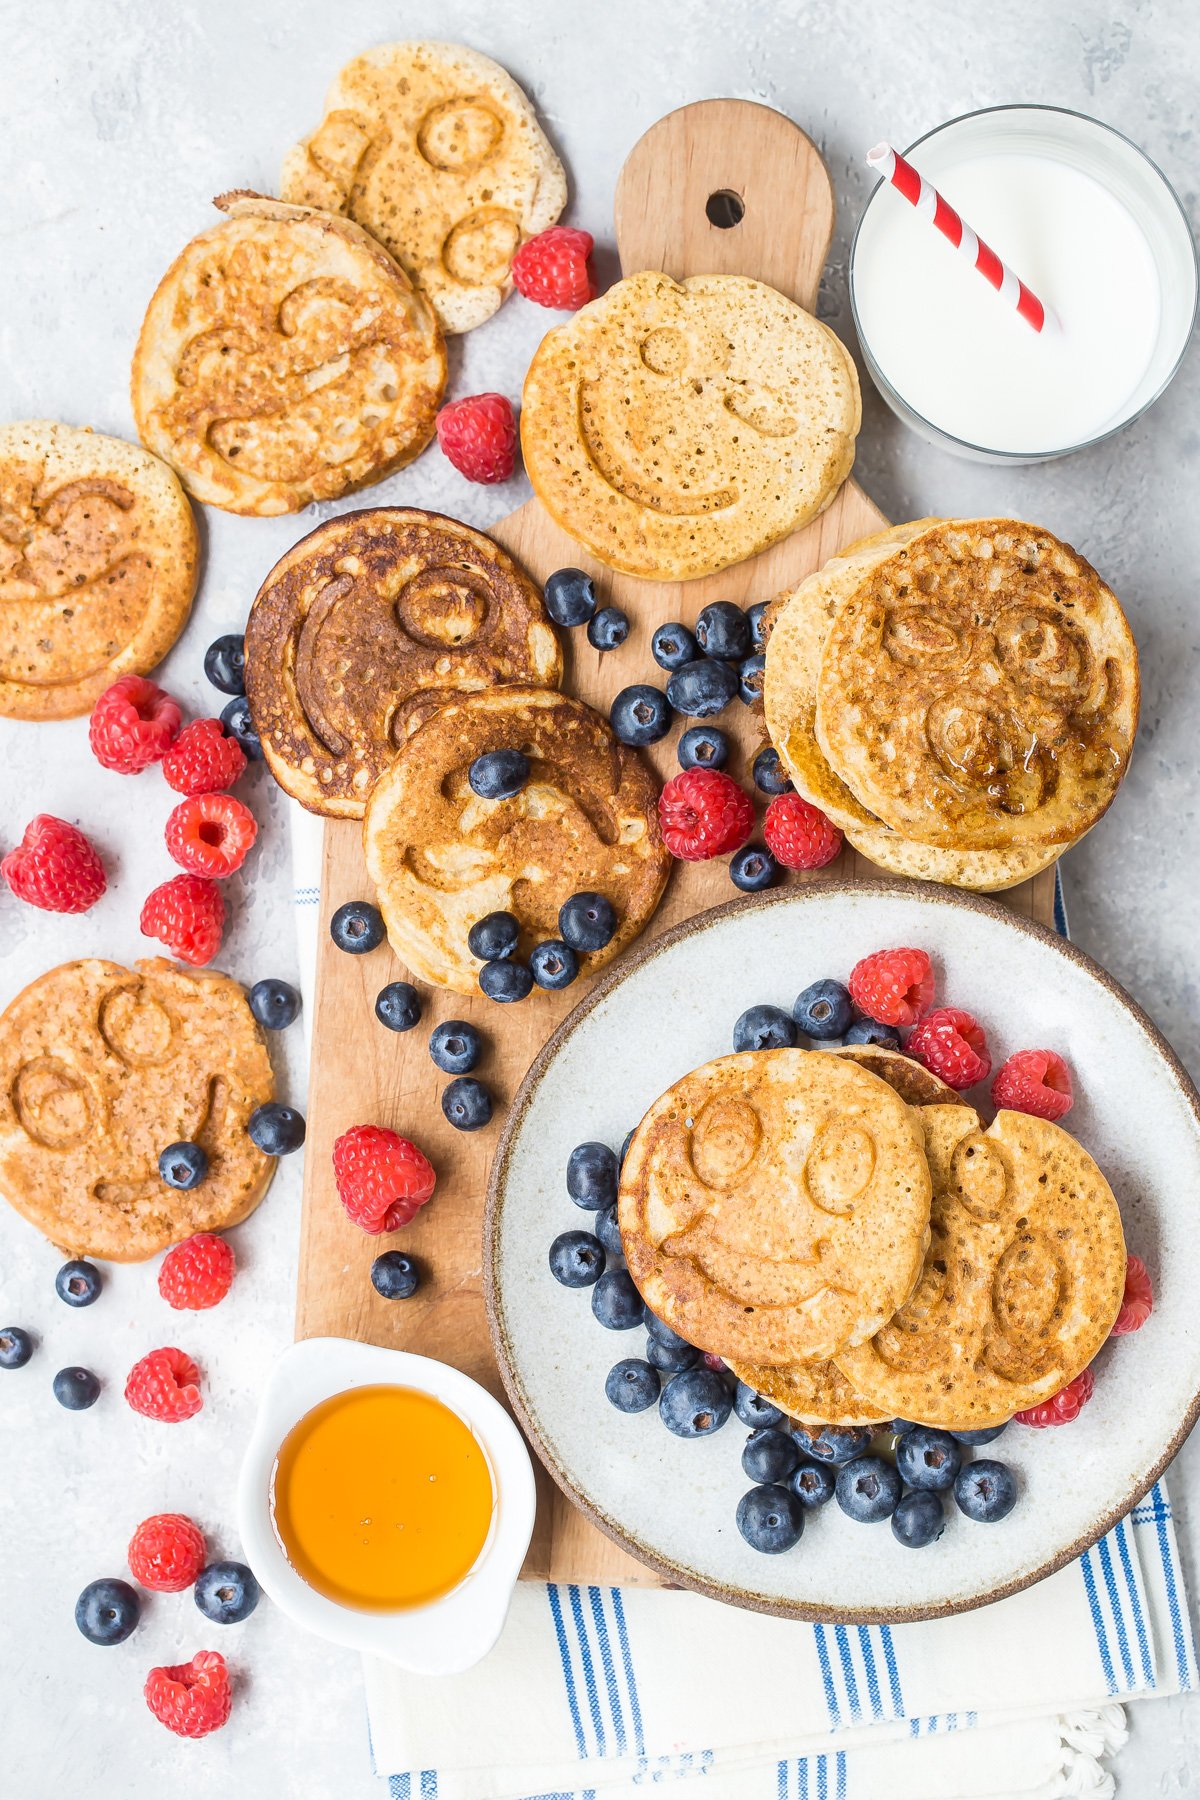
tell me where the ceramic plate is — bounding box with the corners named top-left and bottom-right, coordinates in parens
top-left (484, 880), bottom-right (1200, 1622)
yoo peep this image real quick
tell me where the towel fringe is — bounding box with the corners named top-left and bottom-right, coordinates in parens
top-left (1047, 1705), bottom-right (1128, 1797)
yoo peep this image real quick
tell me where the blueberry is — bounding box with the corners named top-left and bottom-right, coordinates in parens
top-left (734, 1382), bottom-right (784, 1429)
top-left (479, 959), bottom-right (533, 1003)
top-left (441, 1076), bottom-right (492, 1131)
top-left (467, 911), bottom-right (520, 961)
top-left (752, 747), bottom-right (793, 795)
top-left (220, 694), bottom-right (262, 759)
top-left (695, 601), bottom-right (750, 661)
top-left (835, 1454), bottom-right (902, 1523)
top-left (330, 900), bottom-right (385, 954)
top-left (375, 981), bottom-right (421, 1032)
top-left (844, 1017), bottom-right (901, 1050)
top-left (529, 940), bottom-right (579, 990)
top-left (733, 1003), bottom-right (798, 1052)
top-left (951, 1422), bottom-right (1011, 1446)
top-left (591, 1269), bottom-right (645, 1330)
top-left (159, 1140), bottom-right (208, 1190)
top-left (730, 845), bottom-right (778, 892)
top-left (610, 684), bottom-right (672, 746)
top-left (429, 1020), bottom-right (482, 1074)
top-left (678, 725), bottom-right (729, 770)
top-left (747, 601), bottom-right (771, 650)
top-left (54, 1366), bottom-right (100, 1410)
top-left (371, 1251), bottom-right (421, 1299)
top-left (587, 606), bottom-right (629, 652)
top-left (619, 1127), bottom-right (635, 1165)
top-left (788, 1460), bottom-right (837, 1509)
top-left (203, 634), bottom-right (246, 696)
top-left (559, 892), bottom-right (617, 954)
top-left (742, 1427), bottom-right (801, 1484)
top-left (248, 1103), bottom-right (306, 1155)
top-left (659, 1368), bottom-right (732, 1438)
top-left (469, 749), bottom-right (530, 801)
top-left (738, 653), bottom-right (766, 705)
top-left (652, 622), bottom-right (698, 672)
top-left (896, 1427), bottom-right (962, 1492)
top-left (954, 1459), bottom-right (1018, 1523)
top-left (802, 1424), bottom-right (875, 1466)
top-left (0, 1326), bottom-right (33, 1369)
top-left (55, 1259), bottom-right (102, 1309)
top-left (736, 1484), bottom-right (804, 1553)
top-left (594, 1204), bottom-right (623, 1259)
top-left (194, 1561), bottom-right (260, 1624)
top-left (606, 1359), bottom-right (659, 1413)
top-left (249, 978), bottom-right (301, 1031)
top-left (892, 1489), bottom-right (946, 1549)
top-left (549, 1231), bottom-right (606, 1288)
top-left (567, 1141), bottom-right (620, 1209)
top-left (666, 659), bottom-right (738, 718)
top-left (646, 1334), bottom-right (699, 1373)
top-left (793, 979), bottom-right (853, 1040)
top-left (544, 567), bottom-right (597, 627)
top-left (75, 1577), bottom-right (140, 1646)
top-left (645, 1312), bottom-right (692, 1352)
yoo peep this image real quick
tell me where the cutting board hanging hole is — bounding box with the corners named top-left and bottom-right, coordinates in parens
top-left (705, 188), bottom-right (744, 229)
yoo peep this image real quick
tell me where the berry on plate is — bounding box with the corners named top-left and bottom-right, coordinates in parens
top-left (194, 1561), bottom-right (260, 1625)
top-left (144, 1649), bottom-right (232, 1739)
top-left (0, 1325), bottom-right (34, 1369)
top-left (1014, 1367), bottom-right (1094, 1428)
top-left (645, 1333), bottom-right (698, 1373)
top-left (55, 1259), bottom-right (102, 1308)
top-left (742, 1427), bottom-right (801, 1485)
top-left (892, 1488), bottom-right (946, 1548)
top-left (543, 567), bottom-right (596, 628)
top-left (847, 947), bottom-right (935, 1028)
top-left (330, 899), bottom-right (385, 954)
top-left (800, 1424), bottom-right (874, 1466)
top-left (734, 1382), bottom-right (783, 1430)
top-left (659, 769), bottom-right (754, 862)
top-left (511, 225), bottom-right (596, 310)
top-left (567, 1141), bottom-right (619, 1209)
top-left (792, 978), bottom-right (852, 1040)
top-left (436, 392), bottom-right (517, 484)
top-left (844, 1017), bottom-right (901, 1049)
top-left (1111, 1253), bottom-right (1153, 1336)
top-left (54, 1365), bottom-right (100, 1410)
top-left (732, 1003), bottom-right (797, 1052)
top-left (605, 1358), bottom-right (659, 1413)
top-left (991, 1048), bottom-right (1073, 1120)
top-left (2, 815), bottom-right (106, 913)
top-left (249, 978), bottom-right (301, 1031)
top-left (591, 1268), bottom-right (645, 1330)
top-left (835, 1454), bottom-right (902, 1523)
top-left (89, 675), bottom-right (181, 773)
top-left (609, 683), bottom-right (672, 746)
top-left (158, 1140), bottom-right (208, 1190)
top-left (128, 1512), bottom-right (207, 1592)
top-left (559, 891), bottom-right (618, 953)
top-left (593, 1204), bottom-right (622, 1259)
top-left (158, 1234), bottom-right (234, 1311)
top-left (736, 1483), bottom-right (804, 1553)
top-left (161, 717), bottom-right (247, 796)
top-left (953, 1458), bottom-right (1017, 1522)
top-left (140, 874), bottom-right (225, 965)
top-left (788, 1460), bottom-right (836, 1510)
top-left (75, 1577), bottom-right (140, 1646)
top-left (248, 1102), bottom-right (306, 1155)
top-left (907, 1006), bottom-right (991, 1089)
top-left (371, 1252), bottom-right (421, 1300)
top-left (895, 1426), bottom-right (962, 1492)
top-left (332, 1125), bottom-right (436, 1233)
top-left (125, 1347), bottom-right (202, 1422)
top-left (659, 1367), bottom-right (732, 1438)
top-left (165, 793), bottom-right (257, 878)
top-left (762, 793), bottom-right (842, 871)
top-left (951, 1422), bottom-right (1010, 1446)
top-left (549, 1230), bottom-right (605, 1289)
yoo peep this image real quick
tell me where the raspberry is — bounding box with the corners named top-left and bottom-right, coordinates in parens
top-left (991, 1049), bottom-right (1073, 1121)
top-left (128, 1513), bottom-right (207, 1592)
top-left (436, 393), bottom-right (517, 484)
top-left (847, 947), bottom-right (935, 1027)
top-left (144, 1650), bottom-right (232, 1738)
top-left (140, 874), bottom-right (226, 965)
top-left (1014, 1366), bottom-right (1094, 1428)
top-left (165, 793), bottom-right (257, 878)
top-left (906, 1006), bottom-right (991, 1090)
top-left (2, 814), bottom-right (106, 913)
top-left (125, 1347), bottom-right (203, 1422)
top-left (1111, 1253), bottom-right (1153, 1336)
top-left (332, 1125), bottom-right (436, 1233)
top-left (161, 718), bottom-right (247, 797)
top-left (762, 793), bottom-right (842, 871)
top-left (511, 226), bottom-right (597, 310)
top-left (88, 675), bottom-right (182, 773)
top-left (658, 769), bottom-right (754, 861)
top-left (158, 1234), bottom-right (235, 1310)
top-left (701, 1352), bottom-right (727, 1373)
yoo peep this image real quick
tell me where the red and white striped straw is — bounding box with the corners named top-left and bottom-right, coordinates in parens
top-left (866, 141), bottom-right (1055, 335)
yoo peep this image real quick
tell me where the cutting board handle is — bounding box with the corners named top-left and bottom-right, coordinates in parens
top-left (613, 98), bottom-right (836, 311)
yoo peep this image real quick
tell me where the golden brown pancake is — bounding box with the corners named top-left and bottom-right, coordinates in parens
top-left (824, 1044), bottom-right (968, 1108)
top-left (726, 1355), bottom-right (890, 1428)
top-left (244, 508), bottom-right (562, 818)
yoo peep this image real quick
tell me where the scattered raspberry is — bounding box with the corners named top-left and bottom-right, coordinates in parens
top-left (1111, 1253), bottom-right (1153, 1336)
top-left (140, 874), bottom-right (226, 965)
top-left (161, 718), bottom-right (247, 797)
top-left (701, 1352), bottom-right (727, 1373)
top-left (144, 1650), bottom-right (232, 1739)
top-left (436, 393), bottom-right (517, 484)
top-left (906, 1006), bottom-right (991, 1090)
top-left (88, 675), bottom-right (182, 773)
top-left (1, 814), bottom-right (106, 913)
top-left (128, 1513), bottom-right (207, 1592)
top-left (1014, 1366), bottom-right (1094, 1428)
top-left (125, 1347), bottom-right (203, 1422)
top-left (332, 1125), bottom-right (436, 1233)
top-left (165, 793), bottom-right (257, 878)
top-left (847, 947), bottom-right (935, 1027)
top-left (158, 1234), bottom-right (235, 1311)
top-left (511, 226), bottom-right (597, 310)
top-left (658, 769), bottom-right (754, 861)
top-left (991, 1048), bottom-right (1073, 1121)
top-left (762, 793), bottom-right (843, 870)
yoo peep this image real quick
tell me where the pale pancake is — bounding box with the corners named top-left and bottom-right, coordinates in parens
top-left (619, 1050), bottom-right (932, 1367)
top-left (824, 1044), bottom-right (968, 1108)
top-left (521, 271), bottom-right (860, 581)
top-left (281, 41), bottom-right (567, 334)
top-left (132, 192), bottom-right (446, 516)
top-left (245, 508), bottom-right (561, 819)
top-left (727, 1356), bottom-right (890, 1428)
top-left (837, 1106), bottom-right (1127, 1430)
top-left (363, 686), bottom-right (670, 992)
top-left (816, 520), bottom-right (1139, 851)
top-left (0, 958), bottom-right (275, 1262)
top-left (0, 421), bottom-right (198, 720)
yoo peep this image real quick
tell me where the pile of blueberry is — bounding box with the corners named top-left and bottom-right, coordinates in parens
top-left (732, 971), bottom-right (899, 1054)
top-left (609, 596), bottom-right (769, 750)
top-left (203, 630), bottom-right (262, 761)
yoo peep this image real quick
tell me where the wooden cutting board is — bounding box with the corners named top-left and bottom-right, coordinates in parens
top-left (294, 99), bottom-right (1057, 1588)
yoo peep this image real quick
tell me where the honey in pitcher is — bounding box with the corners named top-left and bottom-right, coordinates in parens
top-left (270, 1384), bottom-right (496, 1611)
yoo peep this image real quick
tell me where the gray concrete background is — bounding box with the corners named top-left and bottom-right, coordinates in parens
top-left (0, 0), bottom-right (1196, 1792)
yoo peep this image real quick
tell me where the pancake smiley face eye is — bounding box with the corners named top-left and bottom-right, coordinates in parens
top-left (416, 98), bottom-right (505, 173)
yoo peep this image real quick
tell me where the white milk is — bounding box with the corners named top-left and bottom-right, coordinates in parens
top-left (852, 153), bottom-right (1162, 454)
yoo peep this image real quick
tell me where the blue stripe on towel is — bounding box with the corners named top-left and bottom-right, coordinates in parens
top-left (546, 1585), bottom-right (587, 1755)
top-left (832, 1624), bottom-right (862, 1721)
top-left (836, 1751), bottom-right (847, 1800)
top-left (878, 1625), bottom-right (904, 1716)
top-left (1113, 1518), bottom-right (1155, 1687)
top-left (1153, 1501), bottom-right (1195, 1689)
top-left (1080, 1548), bottom-right (1118, 1694)
top-left (567, 1584), bottom-right (606, 1754)
top-left (588, 1586), bottom-right (627, 1754)
top-left (610, 1588), bottom-right (645, 1754)
top-left (855, 1626), bottom-right (883, 1720)
top-left (1096, 1534), bottom-right (1135, 1688)
top-left (812, 1624), bottom-right (842, 1726)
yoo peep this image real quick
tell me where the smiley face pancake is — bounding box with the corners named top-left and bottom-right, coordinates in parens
top-left (520, 271), bottom-right (860, 581)
top-left (619, 1050), bottom-right (931, 1367)
top-left (836, 1106), bottom-right (1127, 1430)
top-left (131, 192), bottom-right (446, 516)
top-left (0, 421), bottom-right (198, 720)
top-left (0, 959), bottom-right (276, 1261)
top-left (244, 508), bottom-right (562, 818)
top-left (362, 686), bottom-right (671, 991)
top-left (280, 41), bottom-right (567, 334)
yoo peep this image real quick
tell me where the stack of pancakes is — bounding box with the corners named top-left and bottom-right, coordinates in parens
top-left (763, 519), bottom-right (1139, 890)
top-left (619, 1045), bottom-right (1126, 1431)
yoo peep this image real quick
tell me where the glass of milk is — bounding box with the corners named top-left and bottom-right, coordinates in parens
top-left (850, 105), bottom-right (1197, 462)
